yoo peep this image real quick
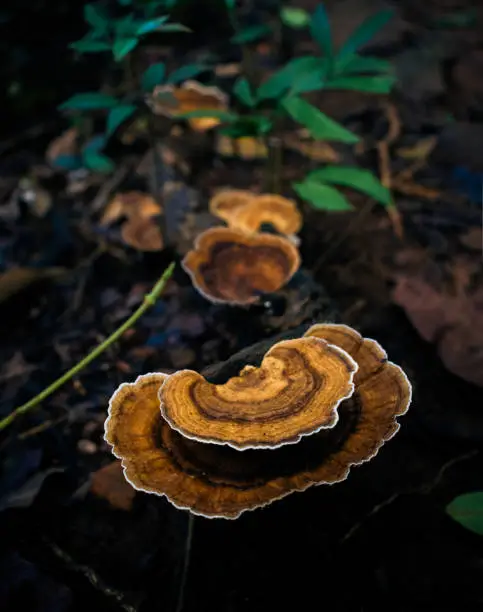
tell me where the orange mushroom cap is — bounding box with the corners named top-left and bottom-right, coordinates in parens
top-left (182, 227), bottom-right (301, 305)
top-left (159, 336), bottom-right (358, 450)
top-left (149, 81), bottom-right (228, 132)
top-left (121, 216), bottom-right (163, 251)
top-left (231, 194), bottom-right (303, 235)
top-left (104, 324), bottom-right (411, 519)
top-left (209, 190), bottom-right (255, 224)
top-left (304, 323), bottom-right (411, 444)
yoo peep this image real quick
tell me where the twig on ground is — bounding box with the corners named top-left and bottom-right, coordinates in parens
top-left (175, 513), bottom-right (195, 612)
top-left (339, 449), bottom-right (479, 544)
top-left (44, 538), bottom-right (138, 612)
top-left (0, 263), bottom-right (175, 433)
top-left (90, 164), bottom-right (131, 214)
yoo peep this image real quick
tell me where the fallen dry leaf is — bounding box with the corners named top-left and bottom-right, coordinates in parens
top-left (45, 127), bottom-right (79, 165)
top-left (396, 137), bottom-right (437, 160)
top-left (460, 227), bottom-right (482, 251)
top-left (0, 267), bottom-right (65, 305)
top-left (285, 132), bottom-right (340, 163)
top-left (90, 461), bottom-right (135, 511)
top-left (100, 192), bottom-right (162, 226)
top-left (214, 63), bottom-right (241, 77)
top-left (392, 275), bottom-right (450, 342)
top-left (392, 260), bottom-right (483, 386)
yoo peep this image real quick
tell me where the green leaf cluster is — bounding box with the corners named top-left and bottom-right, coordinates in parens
top-left (70, 1), bottom-right (189, 62)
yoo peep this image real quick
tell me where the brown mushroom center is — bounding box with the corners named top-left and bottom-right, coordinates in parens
top-left (199, 242), bottom-right (294, 301)
top-left (157, 394), bottom-right (361, 487)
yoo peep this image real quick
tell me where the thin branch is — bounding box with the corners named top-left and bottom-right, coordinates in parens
top-left (175, 513), bottom-right (195, 612)
top-left (0, 262), bottom-right (175, 432)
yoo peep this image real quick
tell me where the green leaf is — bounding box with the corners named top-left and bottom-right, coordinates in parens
top-left (307, 166), bottom-right (392, 205)
top-left (166, 63), bottom-right (208, 84)
top-left (224, 0), bottom-right (236, 11)
top-left (142, 62), bottom-right (166, 91)
top-left (106, 104), bottom-right (137, 136)
top-left (337, 9), bottom-right (394, 63)
top-left (59, 93), bottom-right (118, 111)
top-left (335, 54), bottom-right (392, 75)
top-left (70, 39), bottom-right (111, 53)
top-left (83, 150), bottom-right (115, 173)
top-left (433, 8), bottom-right (477, 28)
top-left (84, 4), bottom-right (108, 31)
top-left (280, 6), bottom-right (311, 29)
top-left (325, 74), bottom-right (395, 94)
top-left (84, 135), bottom-right (107, 152)
top-left (233, 77), bottom-right (256, 107)
top-left (113, 37), bottom-right (139, 61)
top-left (310, 4), bottom-right (333, 62)
top-left (157, 23), bottom-right (191, 32)
top-left (289, 69), bottom-right (325, 95)
top-left (257, 56), bottom-right (322, 100)
top-left (136, 16), bottom-right (169, 36)
top-left (221, 115), bottom-right (272, 138)
top-left (446, 493), bottom-right (483, 536)
top-left (231, 23), bottom-right (271, 44)
top-left (115, 13), bottom-right (137, 36)
top-left (51, 154), bottom-right (83, 171)
top-left (176, 109), bottom-right (237, 122)
top-left (293, 179), bottom-right (354, 211)
top-left (281, 95), bottom-right (359, 143)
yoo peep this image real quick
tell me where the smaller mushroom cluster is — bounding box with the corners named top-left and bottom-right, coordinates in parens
top-left (182, 190), bottom-right (304, 305)
top-left (105, 323), bottom-right (412, 519)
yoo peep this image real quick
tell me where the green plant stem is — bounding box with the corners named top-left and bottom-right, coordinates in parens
top-left (0, 262), bottom-right (176, 433)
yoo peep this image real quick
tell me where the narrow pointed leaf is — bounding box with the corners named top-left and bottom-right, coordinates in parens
top-left (83, 150), bottom-right (115, 173)
top-left (335, 54), bottom-right (392, 75)
top-left (136, 16), bottom-right (169, 36)
top-left (157, 23), bottom-right (191, 32)
top-left (310, 4), bottom-right (332, 61)
top-left (142, 62), bottom-right (166, 91)
top-left (59, 93), bottom-right (118, 111)
top-left (113, 37), bottom-right (139, 61)
top-left (281, 95), bottom-right (359, 143)
top-left (233, 77), bottom-right (256, 107)
top-left (176, 109), bottom-right (238, 122)
top-left (325, 74), bottom-right (395, 94)
top-left (289, 69), bottom-right (325, 95)
top-left (70, 40), bottom-right (111, 53)
top-left (307, 166), bottom-right (391, 205)
top-left (231, 23), bottom-right (271, 44)
top-left (337, 9), bottom-right (394, 61)
top-left (293, 180), bottom-right (354, 211)
top-left (84, 4), bottom-right (108, 30)
top-left (106, 104), bottom-right (137, 136)
top-left (281, 6), bottom-right (311, 29)
top-left (446, 493), bottom-right (483, 536)
top-left (257, 56), bottom-right (322, 100)
top-left (166, 63), bottom-right (208, 84)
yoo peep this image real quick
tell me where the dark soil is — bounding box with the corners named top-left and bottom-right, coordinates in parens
top-left (1, 1), bottom-right (483, 611)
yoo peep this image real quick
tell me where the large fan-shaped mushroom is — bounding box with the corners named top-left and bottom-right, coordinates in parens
top-left (104, 324), bottom-right (411, 519)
